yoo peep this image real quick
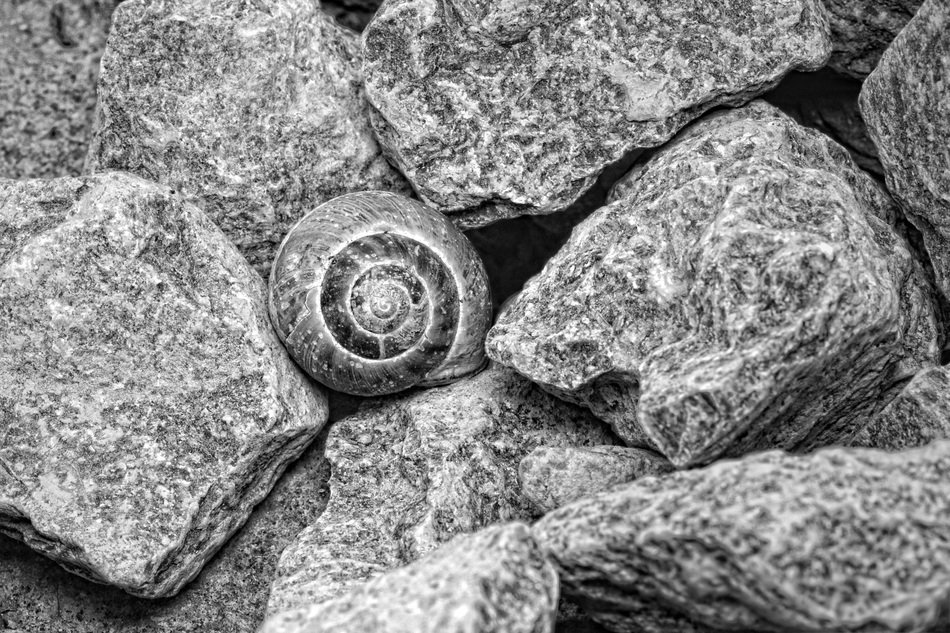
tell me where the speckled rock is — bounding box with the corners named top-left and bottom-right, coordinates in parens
top-left (519, 446), bottom-right (672, 515)
top-left (362, 0), bottom-right (831, 228)
top-left (860, 0), bottom-right (950, 307)
top-left (822, 0), bottom-right (922, 77)
top-left (265, 363), bottom-right (615, 616)
top-left (86, 0), bottom-right (408, 275)
top-left (487, 101), bottom-right (939, 467)
top-left (0, 0), bottom-right (121, 179)
top-left (0, 172), bottom-right (328, 598)
top-left (261, 523), bottom-right (558, 633)
top-left (534, 441), bottom-right (950, 633)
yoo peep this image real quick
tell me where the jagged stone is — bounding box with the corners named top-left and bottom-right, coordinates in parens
top-left (534, 442), bottom-right (950, 633)
top-left (0, 172), bottom-right (328, 598)
top-left (822, 0), bottom-right (922, 77)
top-left (86, 0), bottom-right (408, 275)
top-left (487, 101), bottom-right (939, 467)
top-left (362, 0), bottom-right (831, 228)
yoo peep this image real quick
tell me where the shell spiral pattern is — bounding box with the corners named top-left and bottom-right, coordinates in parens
top-left (268, 191), bottom-right (492, 395)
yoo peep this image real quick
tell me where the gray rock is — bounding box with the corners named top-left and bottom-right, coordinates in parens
top-left (261, 523), bottom-right (558, 633)
top-left (265, 363), bottom-right (615, 616)
top-left (86, 0), bottom-right (409, 275)
top-left (822, 0), bottom-right (922, 77)
top-left (486, 101), bottom-right (939, 467)
top-left (0, 172), bottom-right (328, 598)
top-left (860, 0), bottom-right (950, 308)
top-left (534, 441), bottom-right (950, 633)
top-left (0, 1), bottom-right (121, 179)
top-left (519, 446), bottom-right (673, 515)
top-left (362, 0), bottom-right (831, 228)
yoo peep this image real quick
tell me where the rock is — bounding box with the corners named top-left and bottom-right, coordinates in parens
top-left (822, 0), bottom-right (922, 77)
top-left (0, 0), bottom-right (121, 179)
top-left (265, 363), bottom-right (615, 616)
top-left (86, 0), bottom-right (408, 275)
top-left (321, 0), bottom-right (382, 32)
top-left (534, 441), bottom-right (950, 633)
top-left (851, 366), bottom-right (950, 451)
top-left (0, 172), bottom-right (328, 598)
top-left (362, 0), bottom-right (831, 228)
top-left (860, 0), bottom-right (950, 308)
top-left (519, 446), bottom-right (673, 515)
top-left (261, 523), bottom-right (558, 633)
top-left (486, 101), bottom-right (940, 467)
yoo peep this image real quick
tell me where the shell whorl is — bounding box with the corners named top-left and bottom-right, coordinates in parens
top-left (268, 191), bottom-right (492, 396)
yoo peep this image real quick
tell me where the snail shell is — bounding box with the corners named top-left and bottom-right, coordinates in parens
top-left (268, 191), bottom-right (492, 396)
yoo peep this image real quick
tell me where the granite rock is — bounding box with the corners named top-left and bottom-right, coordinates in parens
top-left (534, 441), bottom-right (950, 633)
top-left (860, 0), bottom-right (950, 308)
top-left (519, 446), bottom-right (673, 515)
top-left (0, 0), bottom-right (121, 179)
top-left (261, 523), bottom-right (558, 633)
top-left (822, 0), bottom-right (923, 77)
top-left (86, 0), bottom-right (409, 274)
top-left (265, 363), bottom-right (615, 616)
top-left (0, 172), bottom-right (328, 598)
top-left (487, 101), bottom-right (939, 467)
top-left (362, 0), bottom-right (831, 228)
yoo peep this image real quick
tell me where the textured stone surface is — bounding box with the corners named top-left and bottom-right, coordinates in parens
top-left (534, 441), bottom-right (950, 633)
top-left (362, 0), bottom-right (831, 228)
top-left (0, 172), bottom-right (328, 598)
top-left (266, 363), bottom-right (615, 616)
top-left (487, 101), bottom-right (939, 467)
top-left (86, 0), bottom-right (408, 274)
top-left (261, 523), bottom-right (558, 633)
top-left (0, 0), bottom-right (121, 179)
top-left (860, 0), bottom-right (950, 307)
top-left (823, 0), bottom-right (922, 77)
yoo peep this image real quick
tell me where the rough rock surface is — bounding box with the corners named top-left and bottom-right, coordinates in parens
top-left (86, 0), bottom-right (408, 274)
top-left (823, 0), bottom-right (922, 77)
top-left (261, 523), bottom-right (559, 633)
top-left (860, 0), bottom-right (950, 306)
top-left (0, 172), bottom-right (328, 598)
top-left (487, 101), bottom-right (939, 467)
top-left (265, 363), bottom-right (615, 616)
top-left (0, 0), bottom-right (121, 179)
top-left (362, 0), bottom-right (831, 228)
top-left (534, 442), bottom-right (950, 633)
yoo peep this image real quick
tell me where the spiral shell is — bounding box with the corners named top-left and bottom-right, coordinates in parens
top-left (268, 191), bottom-right (492, 396)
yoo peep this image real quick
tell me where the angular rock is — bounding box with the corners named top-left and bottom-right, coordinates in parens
top-left (362, 0), bottom-right (831, 228)
top-left (534, 442), bottom-right (950, 633)
top-left (265, 363), bottom-right (615, 616)
top-left (0, 172), bottom-right (328, 598)
top-left (261, 523), bottom-right (558, 633)
top-left (822, 0), bottom-right (922, 77)
top-left (519, 445), bottom-right (673, 515)
top-left (86, 0), bottom-right (408, 274)
top-left (487, 101), bottom-right (939, 467)
top-left (0, 0), bottom-right (121, 179)
top-left (860, 0), bottom-right (950, 306)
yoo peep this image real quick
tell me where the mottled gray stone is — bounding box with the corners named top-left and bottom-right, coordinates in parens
top-left (261, 523), bottom-right (558, 633)
top-left (362, 0), bottom-right (831, 228)
top-left (0, 0), bottom-right (121, 179)
top-left (265, 363), bottom-right (615, 616)
top-left (534, 441), bottom-right (950, 633)
top-left (860, 0), bottom-right (950, 308)
top-left (86, 0), bottom-right (408, 274)
top-left (822, 0), bottom-right (922, 77)
top-left (519, 446), bottom-right (673, 515)
top-left (0, 172), bottom-right (328, 598)
top-left (487, 101), bottom-right (939, 467)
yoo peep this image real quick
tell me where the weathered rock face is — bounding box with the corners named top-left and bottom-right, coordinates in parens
top-left (86, 0), bottom-right (409, 275)
top-left (265, 363), bottom-right (615, 616)
top-left (0, 172), bottom-right (328, 598)
top-left (362, 0), bottom-right (831, 228)
top-left (0, 0), bottom-right (121, 179)
top-left (860, 0), bottom-right (950, 306)
top-left (534, 442), bottom-right (950, 633)
top-left (487, 101), bottom-right (939, 467)
top-left (262, 523), bottom-right (559, 633)
top-left (822, 0), bottom-right (922, 77)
